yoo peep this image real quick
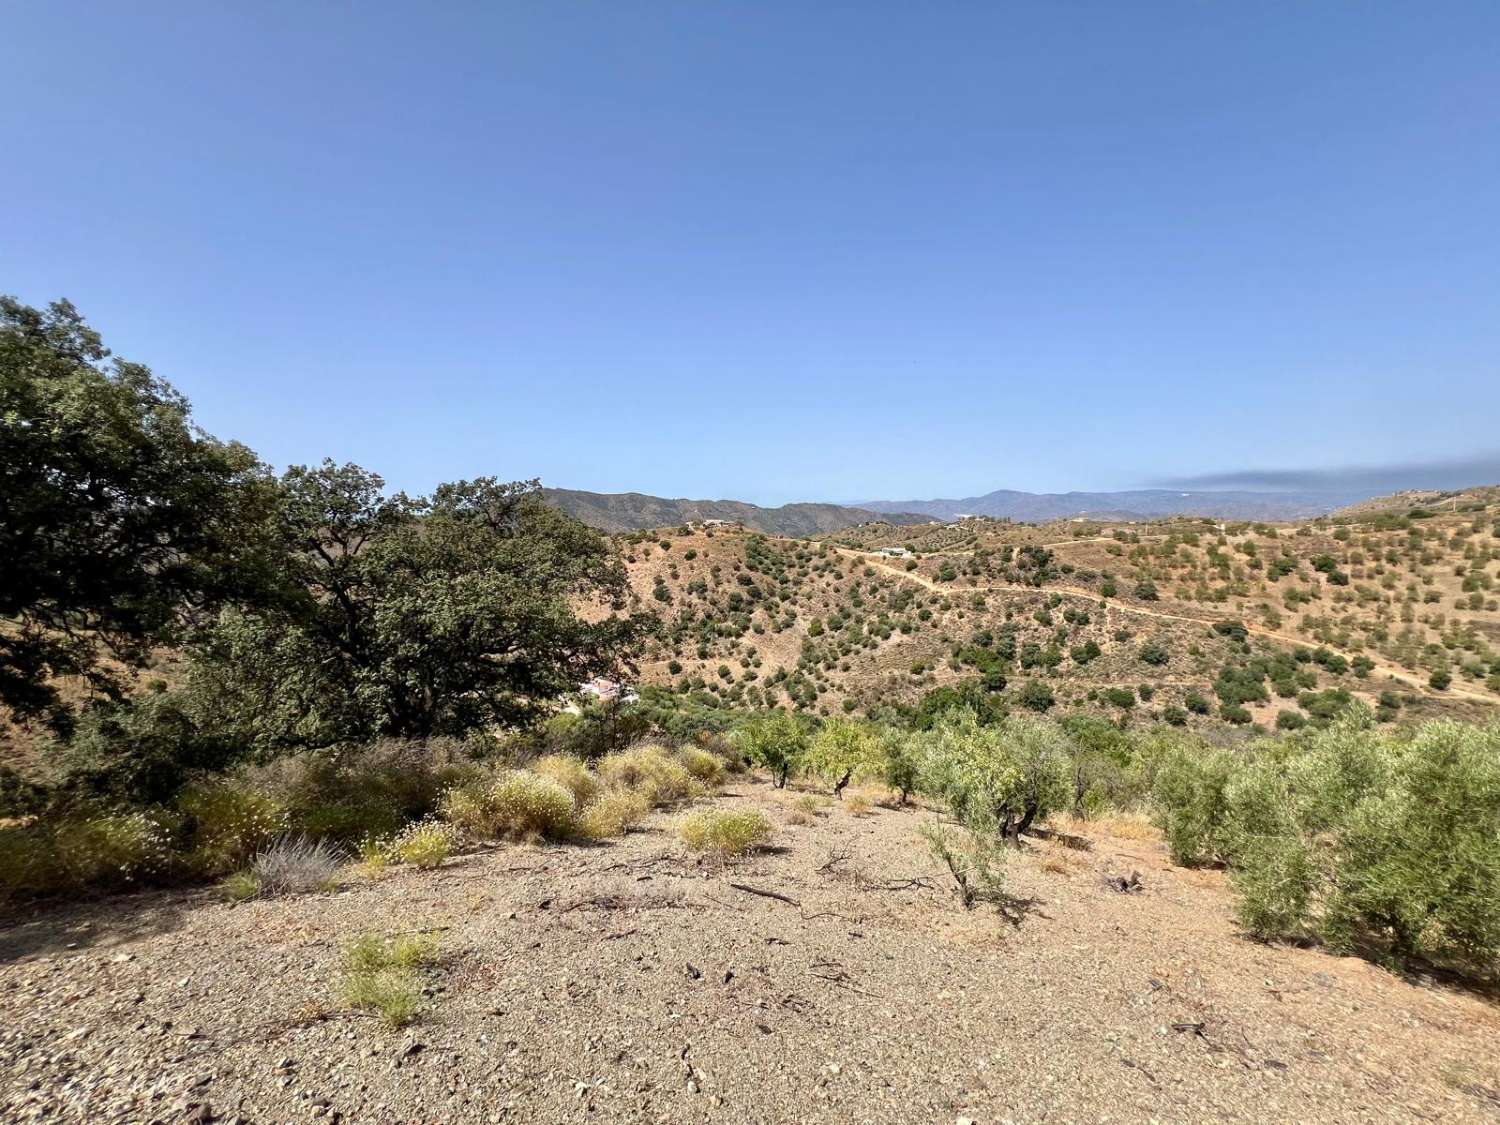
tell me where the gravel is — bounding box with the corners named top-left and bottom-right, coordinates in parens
top-left (3, 778), bottom-right (1498, 1123)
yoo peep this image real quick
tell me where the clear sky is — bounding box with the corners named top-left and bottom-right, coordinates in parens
top-left (6, 3), bottom-right (1499, 505)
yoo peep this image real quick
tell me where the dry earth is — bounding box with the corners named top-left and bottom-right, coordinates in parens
top-left (4, 780), bottom-right (1500, 1124)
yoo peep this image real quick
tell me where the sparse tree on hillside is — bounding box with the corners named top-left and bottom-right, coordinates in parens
top-left (734, 711), bottom-right (809, 787)
top-left (805, 718), bottom-right (879, 798)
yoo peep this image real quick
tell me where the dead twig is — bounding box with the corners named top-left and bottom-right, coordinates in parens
top-left (817, 848), bottom-right (852, 875)
top-left (727, 882), bottom-right (801, 907)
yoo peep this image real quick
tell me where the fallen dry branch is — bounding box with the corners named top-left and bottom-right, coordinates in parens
top-left (727, 882), bottom-right (801, 907)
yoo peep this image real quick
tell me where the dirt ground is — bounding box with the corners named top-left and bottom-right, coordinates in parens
top-left (4, 778), bottom-right (1500, 1124)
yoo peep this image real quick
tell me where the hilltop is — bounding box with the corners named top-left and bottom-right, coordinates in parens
top-left (613, 489), bottom-right (1500, 728)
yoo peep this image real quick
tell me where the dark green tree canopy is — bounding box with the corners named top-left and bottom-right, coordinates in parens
top-left (0, 297), bottom-right (278, 730)
top-left (190, 465), bottom-right (654, 749)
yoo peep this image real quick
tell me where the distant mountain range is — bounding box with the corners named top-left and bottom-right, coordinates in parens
top-left (544, 484), bottom-right (1401, 536)
top-left (541, 489), bottom-right (930, 536)
top-left (852, 488), bottom-right (1373, 523)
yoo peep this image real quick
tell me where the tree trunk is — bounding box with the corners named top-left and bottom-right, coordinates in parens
top-left (1014, 799), bottom-right (1041, 839)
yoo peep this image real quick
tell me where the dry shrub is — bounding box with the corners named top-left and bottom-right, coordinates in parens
top-left (845, 794), bottom-right (872, 817)
top-left (675, 746), bottom-right (726, 788)
top-left (597, 745), bottom-right (703, 806)
top-left (54, 811), bottom-right (174, 889)
top-left (387, 819), bottom-right (457, 868)
top-left (0, 812), bottom-right (174, 898)
top-left (679, 808), bottom-right (771, 857)
top-left (251, 835), bottom-right (346, 895)
top-left (241, 737), bottom-right (483, 843)
top-left (532, 755), bottom-right (600, 808)
top-left (786, 794), bottom-right (824, 826)
top-left (442, 771), bottom-right (576, 841)
top-left (577, 788), bottom-right (651, 839)
top-left (1040, 856), bottom-right (1069, 875)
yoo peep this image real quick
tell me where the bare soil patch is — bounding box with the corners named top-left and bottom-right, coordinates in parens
top-left (4, 779), bottom-right (1499, 1123)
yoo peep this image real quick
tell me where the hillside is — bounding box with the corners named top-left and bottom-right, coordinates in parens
top-left (613, 490), bottom-right (1500, 727)
top-left (542, 488), bottom-right (931, 536)
top-left (855, 488), bottom-right (1370, 523)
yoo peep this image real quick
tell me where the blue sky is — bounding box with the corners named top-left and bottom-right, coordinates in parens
top-left (5, 3), bottom-right (1498, 505)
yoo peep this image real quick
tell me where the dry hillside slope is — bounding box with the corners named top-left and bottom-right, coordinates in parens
top-left (615, 488), bottom-right (1500, 726)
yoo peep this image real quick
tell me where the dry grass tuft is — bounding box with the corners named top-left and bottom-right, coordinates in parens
top-left (597, 745), bottom-right (704, 806)
top-left (845, 794), bottom-right (872, 816)
top-left (442, 771), bottom-right (577, 841)
top-left (675, 746), bottom-right (726, 788)
top-left (387, 819), bottom-right (457, 868)
top-left (1058, 811), bottom-right (1159, 843)
top-left (679, 808), bottom-right (772, 858)
top-left (340, 932), bottom-right (441, 1028)
top-left (785, 794), bottom-right (824, 826)
top-left (531, 755), bottom-right (601, 807)
top-left (249, 835), bottom-right (346, 895)
top-left (577, 788), bottom-right (652, 839)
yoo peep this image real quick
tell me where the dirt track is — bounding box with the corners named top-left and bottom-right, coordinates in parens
top-left (839, 548), bottom-right (1500, 708)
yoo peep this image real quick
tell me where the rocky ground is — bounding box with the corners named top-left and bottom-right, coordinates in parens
top-left (4, 778), bottom-right (1500, 1123)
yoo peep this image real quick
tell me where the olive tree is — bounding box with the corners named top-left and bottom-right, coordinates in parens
top-left (923, 711), bottom-right (1071, 841)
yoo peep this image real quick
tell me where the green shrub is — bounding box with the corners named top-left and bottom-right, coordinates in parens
top-left (1138, 642), bottom-right (1169, 666)
top-left (921, 712), bottom-right (1071, 840)
top-left (678, 808), bottom-right (772, 857)
top-left (1156, 713), bottom-right (1500, 971)
top-left (1153, 743), bottom-right (1236, 865)
top-left (733, 712), bottom-right (809, 787)
top-left (1017, 679), bottom-right (1055, 713)
top-left (879, 731), bottom-right (922, 804)
top-left (1318, 721), bottom-right (1500, 966)
top-left (920, 821), bottom-right (1006, 908)
top-left (803, 719), bottom-right (879, 796)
